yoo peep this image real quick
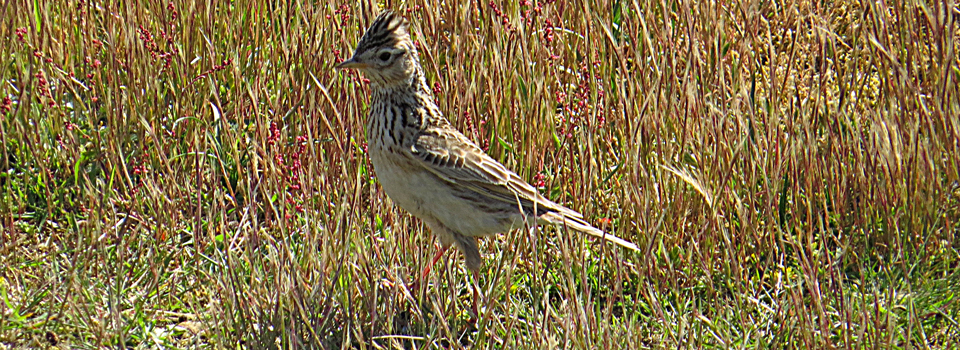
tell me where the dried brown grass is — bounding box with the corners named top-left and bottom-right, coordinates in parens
top-left (1, 0), bottom-right (958, 348)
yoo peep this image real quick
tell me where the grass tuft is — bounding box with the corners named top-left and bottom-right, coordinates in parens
top-left (1, 0), bottom-right (958, 348)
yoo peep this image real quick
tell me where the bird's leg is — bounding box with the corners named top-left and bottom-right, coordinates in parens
top-left (469, 269), bottom-right (481, 324)
top-left (425, 245), bottom-right (450, 279)
top-left (411, 245), bottom-right (449, 293)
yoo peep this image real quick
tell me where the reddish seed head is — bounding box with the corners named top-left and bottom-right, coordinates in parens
top-left (533, 172), bottom-right (546, 188)
top-left (338, 5), bottom-right (350, 25)
top-left (267, 121), bottom-right (281, 145)
top-left (543, 19), bottom-right (555, 43)
top-left (555, 90), bottom-right (566, 104)
top-left (1, 97), bottom-right (12, 113)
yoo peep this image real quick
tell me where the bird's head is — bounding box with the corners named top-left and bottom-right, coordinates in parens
top-left (336, 11), bottom-right (419, 87)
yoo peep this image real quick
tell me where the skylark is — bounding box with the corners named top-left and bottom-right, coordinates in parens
top-left (337, 10), bottom-right (638, 275)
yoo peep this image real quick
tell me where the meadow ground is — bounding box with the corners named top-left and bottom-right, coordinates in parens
top-left (1, 0), bottom-right (959, 348)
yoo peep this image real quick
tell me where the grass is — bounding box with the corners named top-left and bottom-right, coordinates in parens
top-left (1, 0), bottom-right (958, 348)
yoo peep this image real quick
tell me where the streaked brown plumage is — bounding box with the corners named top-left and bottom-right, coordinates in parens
top-left (337, 10), bottom-right (638, 272)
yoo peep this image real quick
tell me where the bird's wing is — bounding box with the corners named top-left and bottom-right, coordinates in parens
top-left (407, 127), bottom-right (509, 185)
top-left (405, 126), bottom-right (575, 217)
top-left (404, 125), bottom-right (638, 252)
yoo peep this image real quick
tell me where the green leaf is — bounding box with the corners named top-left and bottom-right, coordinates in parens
top-left (612, 0), bottom-right (623, 41)
top-left (34, 0), bottom-right (42, 30)
top-left (497, 137), bottom-right (514, 153)
top-left (600, 162), bottom-right (623, 186)
top-left (74, 153), bottom-right (83, 185)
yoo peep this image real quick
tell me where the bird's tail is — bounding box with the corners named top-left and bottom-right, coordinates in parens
top-left (539, 211), bottom-right (639, 252)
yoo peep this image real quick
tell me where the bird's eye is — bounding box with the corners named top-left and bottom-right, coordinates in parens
top-left (378, 52), bottom-right (392, 61)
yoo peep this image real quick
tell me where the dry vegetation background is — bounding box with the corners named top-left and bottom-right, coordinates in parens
top-left (1, 0), bottom-right (959, 348)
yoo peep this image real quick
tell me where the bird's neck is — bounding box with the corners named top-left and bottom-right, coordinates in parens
top-left (371, 64), bottom-right (431, 99)
top-left (369, 63), bottom-right (439, 118)
top-left (367, 64), bottom-right (444, 144)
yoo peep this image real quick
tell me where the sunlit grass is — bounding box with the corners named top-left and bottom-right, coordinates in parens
top-left (1, 0), bottom-right (958, 348)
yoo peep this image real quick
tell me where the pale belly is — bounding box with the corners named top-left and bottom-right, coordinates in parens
top-left (368, 148), bottom-right (525, 239)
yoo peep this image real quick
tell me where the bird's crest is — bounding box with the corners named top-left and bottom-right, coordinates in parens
top-left (355, 11), bottom-right (410, 55)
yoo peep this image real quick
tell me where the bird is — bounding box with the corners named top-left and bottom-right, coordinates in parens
top-left (336, 10), bottom-right (638, 293)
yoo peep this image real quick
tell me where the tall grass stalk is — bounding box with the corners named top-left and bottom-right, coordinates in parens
top-left (1, 0), bottom-right (957, 348)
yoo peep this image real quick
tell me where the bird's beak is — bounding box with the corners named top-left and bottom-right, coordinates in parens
top-left (336, 57), bottom-right (367, 69)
